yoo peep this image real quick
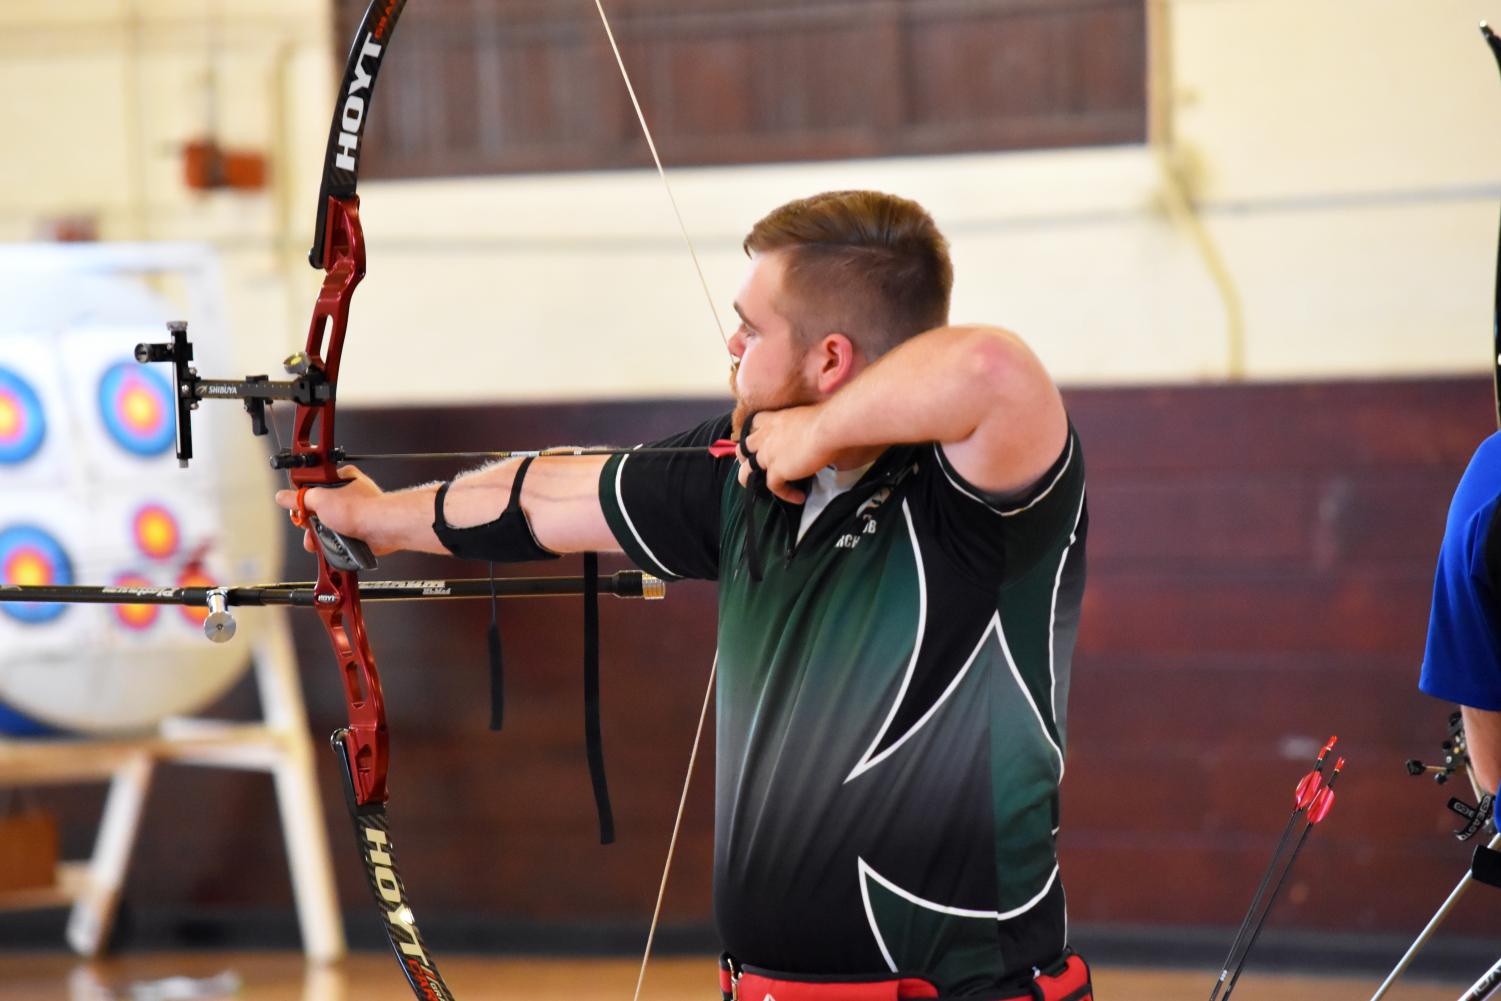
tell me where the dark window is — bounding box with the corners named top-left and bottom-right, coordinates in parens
top-left (338, 0), bottom-right (1146, 180)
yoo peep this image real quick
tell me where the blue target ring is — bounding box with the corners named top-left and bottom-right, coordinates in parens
top-left (97, 362), bottom-right (174, 457)
top-left (0, 524), bottom-right (73, 625)
top-left (0, 367), bottom-right (46, 465)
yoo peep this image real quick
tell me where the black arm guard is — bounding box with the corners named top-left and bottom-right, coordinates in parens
top-left (432, 457), bottom-right (560, 563)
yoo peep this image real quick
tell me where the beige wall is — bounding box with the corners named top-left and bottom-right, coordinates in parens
top-left (4, 0), bottom-right (1500, 404)
top-left (0, 0), bottom-right (332, 383)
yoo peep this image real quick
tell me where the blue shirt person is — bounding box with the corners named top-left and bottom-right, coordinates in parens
top-left (1421, 431), bottom-right (1501, 796)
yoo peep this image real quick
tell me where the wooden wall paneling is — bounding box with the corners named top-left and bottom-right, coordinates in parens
top-left (1060, 377), bottom-right (1501, 941)
top-left (1071, 382), bottom-right (1493, 474)
top-left (339, 0), bottom-right (1148, 180)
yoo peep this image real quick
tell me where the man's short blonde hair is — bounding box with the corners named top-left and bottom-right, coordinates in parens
top-left (743, 190), bottom-right (953, 358)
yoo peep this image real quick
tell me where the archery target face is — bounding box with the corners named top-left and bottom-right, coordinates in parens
top-left (61, 327), bottom-right (194, 477)
top-left (0, 523), bottom-right (73, 624)
top-left (0, 368), bottom-right (46, 464)
top-left (0, 333), bottom-right (70, 485)
top-left (0, 485), bottom-right (275, 733)
top-left (88, 491), bottom-right (236, 644)
top-left (0, 265), bottom-right (284, 734)
top-left (109, 572), bottom-right (161, 632)
top-left (131, 503), bottom-right (182, 562)
top-left (96, 361), bottom-right (176, 458)
top-left (0, 498), bottom-right (102, 652)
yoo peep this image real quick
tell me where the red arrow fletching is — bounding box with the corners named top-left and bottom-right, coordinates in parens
top-left (1294, 771), bottom-right (1324, 810)
top-left (1307, 757), bottom-right (1345, 824)
top-left (708, 439), bottom-right (739, 458)
top-left (1292, 736), bottom-right (1339, 809)
top-left (1308, 785), bottom-right (1336, 824)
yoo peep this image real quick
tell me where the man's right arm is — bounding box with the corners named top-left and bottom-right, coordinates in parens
top-left (274, 455), bottom-right (621, 558)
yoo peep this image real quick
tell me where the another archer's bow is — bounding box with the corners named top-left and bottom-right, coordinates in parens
top-left (1487, 21), bottom-right (1501, 431)
top-left (1366, 28), bottom-right (1501, 1001)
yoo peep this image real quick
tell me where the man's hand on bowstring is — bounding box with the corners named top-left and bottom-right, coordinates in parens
top-left (737, 406), bottom-right (831, 504)
top-left (273, 465), bottom-right (398, 557)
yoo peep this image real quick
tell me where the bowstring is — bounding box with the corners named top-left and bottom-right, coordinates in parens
top-left (631, 656), bottom-right (716, 1001)
top-left (590, 4), bottom-right (727, 999)
top-left (593, 0), bottom-right (729, 352)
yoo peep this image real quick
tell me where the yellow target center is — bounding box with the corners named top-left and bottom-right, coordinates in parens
top-left (136, 510), bottom-right (178, 557)
top-left (0, 398), bottom-right (19, 437)
top-left (123, 387), bottom-right (161, 430)
top-left (8, 552), bottom-right (50, 587)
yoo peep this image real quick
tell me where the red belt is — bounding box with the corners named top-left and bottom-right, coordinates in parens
top-left (719, 952), bottom-right (1092, 1001)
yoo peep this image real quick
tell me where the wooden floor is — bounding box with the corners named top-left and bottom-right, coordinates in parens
top-left (0, 953), bottom-right (1474, 1001)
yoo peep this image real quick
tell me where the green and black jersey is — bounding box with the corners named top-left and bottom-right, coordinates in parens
top-left (598, 412), bottom-right (1087, 994)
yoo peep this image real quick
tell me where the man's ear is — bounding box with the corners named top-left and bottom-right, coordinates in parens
top-left (813, 332), bottom-right (860, 394)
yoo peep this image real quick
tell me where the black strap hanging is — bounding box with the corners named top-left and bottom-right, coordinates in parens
top-left (486, 561), bottom-right (504, 731)
top-left (582, 551), bottom-right (615, 843)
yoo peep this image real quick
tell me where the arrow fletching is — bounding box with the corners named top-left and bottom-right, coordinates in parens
top-left (1292, 736), bottom-right (1338, 810)
top-left (1293, 771), bottom-right (1324, 810)
top-left (1308, 758), bottom-right (1345, 824)
top-left (1308, 786), bottom-right (1336, 824)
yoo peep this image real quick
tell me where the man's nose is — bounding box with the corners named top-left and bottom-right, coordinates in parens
top-left (727, 328), bottom-right (746, 358)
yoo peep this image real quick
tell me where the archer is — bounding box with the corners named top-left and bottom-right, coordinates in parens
top-left (276, 189), bottom-right (1092, 1001)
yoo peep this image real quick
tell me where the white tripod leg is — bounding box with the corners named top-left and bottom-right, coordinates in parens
top-left (1369, 830), bottom-right (1501, 1001)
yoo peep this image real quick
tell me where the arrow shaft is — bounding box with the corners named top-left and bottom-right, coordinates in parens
top-left (1208, 809), bottom-right (1306, 1001)
top-left (1220, 818), bottom-right (1319, 1001)
top-left (339, 441), bottom-right (738, 463)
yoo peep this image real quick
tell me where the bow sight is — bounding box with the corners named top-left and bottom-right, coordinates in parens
top-left (134, 321), bottom-right (334, 472)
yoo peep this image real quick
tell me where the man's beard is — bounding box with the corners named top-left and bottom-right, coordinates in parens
top-left (730, 361), bottom-right (815, 439)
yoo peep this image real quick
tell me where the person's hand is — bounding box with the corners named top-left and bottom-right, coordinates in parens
top-left (737, 406), bottom-right (831, 504)
top-left (273, 466), bottom-right (394, 556)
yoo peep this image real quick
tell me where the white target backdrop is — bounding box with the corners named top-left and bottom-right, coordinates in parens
top-left (0, 247), bottom-right (281, 733)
